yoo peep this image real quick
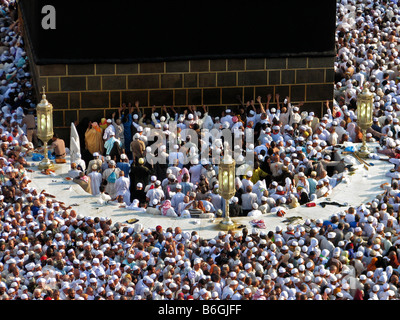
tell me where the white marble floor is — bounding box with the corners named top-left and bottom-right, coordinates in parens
top-left (27, 143), bottom-right (393, 239)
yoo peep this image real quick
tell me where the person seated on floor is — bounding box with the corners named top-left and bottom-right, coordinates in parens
top-left (160, 200), bottom-right (178, 217)
top-left (75, 153), bottom-right (86, 172)
top-left (73, 171), bottom-right (92, 194)
top-left (184, 199), bottom-right (206, 214)
top-left (181, 209), bottom-right (191, 218)
top-left (248, 202), bottom-right (263, 217)
top-left (177, 195), bottom-right (190, 217)
top-left (199, 205), bottom-right (215, 219)
top-left (316, 180), bottom-right (329, 198)
top-left (108, 194), bottom-right (127, 208)
top-left (68, 162), bottom-right (81, 179)
top-left (329, 170), bottom-right (344, 188)
top-left (258, 196), bottom-right (270, 214)
top-left (270, 197), bottom-right (287, 217)
top-left (21, 141), bottom-right (34, 157)
top-left (126, 199), bottom-right (147, 213)
top-left (146, 199), bottom-right (161, 215)
top-left (288, 194), bottom-right (300, 209)
top-left (97, 185), bottom-right (112, 205)
top-left (15, 155), bottom-right (30, 167)
top-left (229, 196), bottom-right (243, 217)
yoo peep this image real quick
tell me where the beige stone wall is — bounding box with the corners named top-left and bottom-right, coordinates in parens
top-left (33, 57), bottom-right (334, 131)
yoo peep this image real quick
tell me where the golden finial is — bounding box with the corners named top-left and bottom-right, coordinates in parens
top-left (41, 86), bottom-right (47, 101)
top-left (38, 86), bottom-right (49, 107)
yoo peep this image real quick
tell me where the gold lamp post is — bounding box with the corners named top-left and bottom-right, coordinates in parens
top-left (218, 156), bottom-right (236, 231)
top-left (36, 87), bottom-right (54, 170)
top-left (356, 87), bottom-right (373, 158)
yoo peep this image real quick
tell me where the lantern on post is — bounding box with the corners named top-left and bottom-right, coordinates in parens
top-left (218, 155), bottom-right (236, 231)
top-left (36, 87), bottom-right (54, 170)
top-left (356, 86), bottom-right (374, 158)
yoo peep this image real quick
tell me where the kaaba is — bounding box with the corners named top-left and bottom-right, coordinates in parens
top-left (18, 0), bottom-right (337, 140)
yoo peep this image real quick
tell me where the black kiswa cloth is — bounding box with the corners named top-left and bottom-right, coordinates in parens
top-left (319, 201), bottom-right (348, 208)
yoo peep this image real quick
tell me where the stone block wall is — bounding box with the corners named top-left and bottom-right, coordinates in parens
top-left (30, 56), bottom-right (334, 137)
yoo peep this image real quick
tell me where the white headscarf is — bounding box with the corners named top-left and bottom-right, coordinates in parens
top-left (133, 223), bottom-right (143, 234)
